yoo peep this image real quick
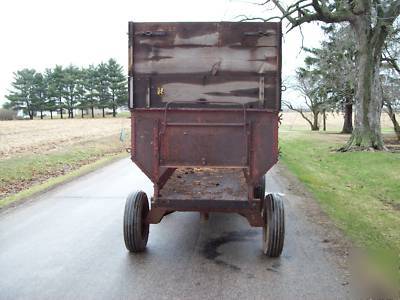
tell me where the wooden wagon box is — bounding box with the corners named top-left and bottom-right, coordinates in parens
top-left (124, 22), bottom-right (285, 257)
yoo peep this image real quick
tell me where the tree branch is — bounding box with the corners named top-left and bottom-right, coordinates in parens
top-left (283, 100), bottom-right (314, 128)
top-left (267, 0), bottom-right (354, 32)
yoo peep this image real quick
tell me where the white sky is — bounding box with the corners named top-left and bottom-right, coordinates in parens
top-left (0, 0), bottom-right (324, 106)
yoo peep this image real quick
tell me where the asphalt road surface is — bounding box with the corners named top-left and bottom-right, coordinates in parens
top-left (0, 158), bottom-right (350, 300)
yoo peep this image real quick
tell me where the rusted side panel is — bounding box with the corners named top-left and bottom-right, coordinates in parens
top-left (129, 22), bottom-right (281, 109)
top-left (131, 109), bottom-right (278, 185)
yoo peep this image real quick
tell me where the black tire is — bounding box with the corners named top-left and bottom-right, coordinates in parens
top-left (123, 191), bottom-right (149, 252)
top-left (262, 193), bottom-right (285, 257)
top-left (254, 175), bottom-right (266, 199)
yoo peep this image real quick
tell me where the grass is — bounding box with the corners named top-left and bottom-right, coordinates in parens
top-left (0, 152), bottom-right (127, 208)
top-left (279, 130), bottom-right (400, 282)
top-left (0, 135), bottom-right (129, 208)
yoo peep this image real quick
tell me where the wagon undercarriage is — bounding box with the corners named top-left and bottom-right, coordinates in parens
top-left (147, 168), bottom-right (264, 226)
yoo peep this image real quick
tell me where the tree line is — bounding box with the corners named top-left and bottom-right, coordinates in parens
top-left (3, 58), bottom-right (127, 119)
top-left (285, 23), bottom-right (400, 142)
top-left (246, 0), bottom-right (400, 150)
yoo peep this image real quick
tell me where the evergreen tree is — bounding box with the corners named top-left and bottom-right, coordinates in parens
top-left (32, 72), bottom-right (48, 119)
top-left (82, 65), bottom-right (99, 118)
top-left (96, 62), bottom-right (110, 118)
top-left (63, 65), bottom-right (81, 118)
top-left (48, 65), bottom-right (66, 119)
top-left (44, 68), bottom-right (58, 119)
top-left (107, 58), bottom-right (127, 117)
top-left (5, 69), bottom-right (37, 119)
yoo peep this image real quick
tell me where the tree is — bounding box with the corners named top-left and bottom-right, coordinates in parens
top-left (285, 66), bottom-right (329, 130)
top-left (32, 73), bottom-right (48, 119)
top-left (63, 65), bottom-right (81, 118)
top-left (82, 65), bottom-right (99, 118)
top-left (48, 65), bottom-right (66, 119)
top-left (318, 26), bottom-right (356, 133)
top-left (5, 69), bottom-right (37, 119)
top-left (299, 26), bottom-right (357, 133)
top-left (382, 22), bottom-right (400, 140)
top-left (107, 58), bottom-right (127, 117)
top-left (75, 68), bottom-right (87, 118)
top-left (382, 73), bottom-right (400, 140)
top-left (44, 68), bottom-right (58, 119)
top-left (96, 62), bottom-right (110, 118)
top-left (246, 0), bottom-right (400, 150)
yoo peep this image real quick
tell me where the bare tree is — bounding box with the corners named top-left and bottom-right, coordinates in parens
top-left (284, 69), bottom-right (328, 131)
top-left (244, 0), bottom-right (400, 150)
top-left (382, 23), bottom-right (400, 140)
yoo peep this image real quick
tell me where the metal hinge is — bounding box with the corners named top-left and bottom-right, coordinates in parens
top-left (136, 31), bottom-right (167, 37)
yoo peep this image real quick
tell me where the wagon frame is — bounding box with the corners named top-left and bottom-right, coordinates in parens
top-left (124, 21), bottom-right (285, 256)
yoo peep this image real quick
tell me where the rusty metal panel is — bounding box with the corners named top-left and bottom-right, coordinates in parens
top-left (129, 22), bottom-right (281, 109)
top-left (160, 125), bottom-right (248, 167)
top-left (131, 109), bottom-right (278, 184)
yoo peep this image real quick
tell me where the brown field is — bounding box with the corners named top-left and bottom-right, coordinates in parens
top-left (0, 112), bottom-right (398, 160)
top-left (281, 111), bottom-right (398, 131)
top-left (0, 118), bottom-right (131, 160)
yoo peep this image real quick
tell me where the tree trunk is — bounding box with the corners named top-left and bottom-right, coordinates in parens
top-left (344, 19), bottom-right (384, 150)
top-left (59, 98), bottom-right (63, 119)
top-left (91, 106), bottom-right (94, 118)
top-left (322, 109), bottom-right (326, 131)
top-left (81, 109), bottom-right (84, 118)
top-left (341, 98), bottom-right (353, 134)
top-left (40, 110), bottom-right (43, 119)
top-left (71, 108), bottom-right (74, 119)
top-left (312, 111), bottom-right (319, 131)
top-left (112, 106), bottom-right (116, 117)
top-left (385, 100), bottom-right (400, 141)
top-left (50, 110), bottom-right (53, 119)
top-left (102, 108), bottom-right (105, 118)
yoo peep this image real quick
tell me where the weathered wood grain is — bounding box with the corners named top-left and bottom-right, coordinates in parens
top-left (133, 73), bottom-right (278, 108)
top-left (129, 22), bottom-right (281, 109)
top-left (134, 46), bottom-right (278, 74)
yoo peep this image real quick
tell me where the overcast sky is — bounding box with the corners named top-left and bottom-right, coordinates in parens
top-left (0, 0), bottom-right (324, 106)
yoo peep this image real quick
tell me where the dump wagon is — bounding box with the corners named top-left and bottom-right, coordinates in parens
top-left (124, 21), bottom-right (284, 256)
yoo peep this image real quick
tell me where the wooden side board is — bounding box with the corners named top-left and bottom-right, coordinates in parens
top-left (129, 22), bottom-right (281, 109)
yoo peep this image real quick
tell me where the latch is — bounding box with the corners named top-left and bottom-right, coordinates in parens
top-left (157, 87), bottom-right (165, 96)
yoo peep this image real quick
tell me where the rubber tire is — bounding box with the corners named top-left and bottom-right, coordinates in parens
top-left (123, 191), bottom-right (149, 252)
top-left (262, 193), bottom-right (285, 257)
top-left (254, 175), bottom-right (266, 199)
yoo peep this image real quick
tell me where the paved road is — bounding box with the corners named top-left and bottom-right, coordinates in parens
top-left (0, 159), bottom-right (350, 299)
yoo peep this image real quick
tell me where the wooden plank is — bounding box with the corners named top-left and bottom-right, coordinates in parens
top-left (133, 22), bottom-right (279, 48)
top-left (134, 22), bottom-right (279, 75)
top-left (130, 22), bottom-right (281, 109)
top-left (134, 46), bottom-right (278, 74)
top-left (133, 74), bottom-right (277, 107)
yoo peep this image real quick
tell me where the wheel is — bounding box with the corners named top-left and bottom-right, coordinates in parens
top-left (254, 175), bottom-right (266, 199)
top-left (262, 193), bottom-right (285, 257)
top-left (123, 191), bottom-right (149, 252)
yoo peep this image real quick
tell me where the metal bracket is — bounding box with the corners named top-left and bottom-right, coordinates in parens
top-left (244, 31), bottom-right (271, 37)
top-left (259, 76), bottom-right (265, 107)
